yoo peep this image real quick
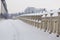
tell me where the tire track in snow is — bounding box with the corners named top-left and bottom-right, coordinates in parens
top-left (9, 20), bottom-right (20, 40)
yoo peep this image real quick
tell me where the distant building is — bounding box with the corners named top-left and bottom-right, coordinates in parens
top-left (24, 7), bottom-right (36, 13)
top-left (24, 7), bottom-right (47, 14)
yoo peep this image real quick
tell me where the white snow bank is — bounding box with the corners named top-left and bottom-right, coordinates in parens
top-left (0, 19), bottom-right (60, 40)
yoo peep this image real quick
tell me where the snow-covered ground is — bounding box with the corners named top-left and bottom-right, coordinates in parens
top-left (0, 19), bottom-right (60, 40)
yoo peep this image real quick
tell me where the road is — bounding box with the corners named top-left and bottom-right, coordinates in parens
top-left (0, 19), bottom-right (60, 40)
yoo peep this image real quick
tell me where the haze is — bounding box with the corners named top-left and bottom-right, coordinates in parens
top-left (6, 0), bottom-right (60, 13)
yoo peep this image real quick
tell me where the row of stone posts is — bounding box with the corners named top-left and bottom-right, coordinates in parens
top-left (17, 12), bottom-right (60, 37)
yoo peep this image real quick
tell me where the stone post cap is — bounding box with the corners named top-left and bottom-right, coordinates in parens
top-left (55, 8), bottom-right (60, 16)
top-left (50, 13), bottom-right (53, 16)
top-left (40, 15), bottom-right (43, 17)
top-left (45, 14), bottom-right (47, 16)
top-left (57, 8), bottom-right (60, 14)
top-left (58, 12), bottom-right (60, 14)
top-left (50, 13), bottom-right (53, 15)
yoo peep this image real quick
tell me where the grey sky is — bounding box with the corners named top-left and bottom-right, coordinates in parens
top-left (6, 0), bottom-right (60, 13)
top-left (0, 0), bottom-right (1, 13)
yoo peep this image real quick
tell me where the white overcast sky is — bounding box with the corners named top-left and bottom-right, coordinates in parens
top-left (5, 0), bottom-right (60, 13)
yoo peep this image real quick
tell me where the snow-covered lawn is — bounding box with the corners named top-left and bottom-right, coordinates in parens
top-left (0, 19), bottom-right (60, 40)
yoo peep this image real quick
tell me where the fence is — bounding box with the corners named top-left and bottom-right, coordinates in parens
top-left (15, 12), bottom-right (60, 37)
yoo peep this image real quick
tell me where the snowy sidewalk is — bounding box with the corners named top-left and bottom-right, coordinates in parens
top-left (0, 19), bottom-right (60, 40)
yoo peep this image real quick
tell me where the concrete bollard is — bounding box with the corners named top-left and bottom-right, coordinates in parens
top-left (57, 12), bottom-right (60, 37)
top-left (53, 20), bottom-right (58, 33)
top-left (44, 14), bottom-right (48, 32)
top-left (47, 20), bottom-right (50, 32)
top-left (49, 13), bottom-right (53, 34)
top-left (40, 15), bottom-right (43, 29)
